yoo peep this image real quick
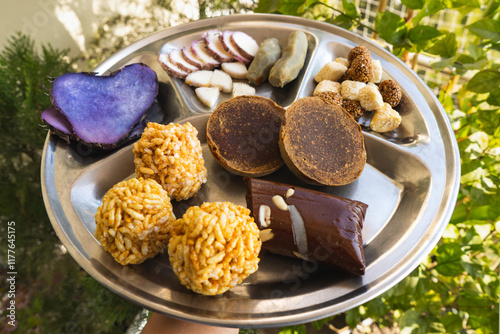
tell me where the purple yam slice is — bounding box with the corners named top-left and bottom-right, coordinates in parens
top-left (50, 63), bottom-right (158, 147)
top-left (41, 106), bottom-right (74, 143)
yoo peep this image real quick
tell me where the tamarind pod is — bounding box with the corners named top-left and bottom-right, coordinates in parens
top-left (268, 31), bottom-right (308, 88)
top-left (246, 38), bottom-right (282, 85)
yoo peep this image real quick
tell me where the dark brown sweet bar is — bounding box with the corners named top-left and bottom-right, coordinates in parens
top-left (244, 177), bottom-right (367, 275)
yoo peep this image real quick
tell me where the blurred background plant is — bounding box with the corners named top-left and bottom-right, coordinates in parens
top-left (0, 0), bottom-right (498, 333)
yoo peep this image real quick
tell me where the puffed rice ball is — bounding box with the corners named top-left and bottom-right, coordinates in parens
top-left (313, 80), bottom-right (341, 96)
top-left (341, 80), bottom-right (366, 101)
top-left (95, 177), bottom-right (176, 265)
top-left (358, 83), bottom-right (384, 111)
top-left (168, 202), bottom-right (262, 295)
top-left (370, 103), bottom-right (402, 133)
top-left (133, 122), bottom-right (208, 201)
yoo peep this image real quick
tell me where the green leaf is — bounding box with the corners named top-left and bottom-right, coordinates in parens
top-left (467, 70), bottom-right (500, 94)
top-left (440, 313), bottom-right (464, 333)
top-left (408, 25), bottom-right (443, 51)
top-left (466, 70), bottom-right (500, 106)
top-left (278, 0), bottom-right (307, 14)
top-left (402, 0), bottom-right (425, 9)
top-left (412, 0), bottom-right (447, 25)
top-left (467, 18), bottom-right (500, 40)
top-left (427, 32), bottom-right (458, 58)
top-left (279, 324), bottom-right (307, 334)
top-left (342, 0), bottom-right (359, 18)
top-left (435, 243), bottom-right (465, 276)
top-left (399, 309), bottom-right (428, 334)
top-left (254, 0), bottom-right (281, 13)
top-left (374, 12), bottom-right (408, 45)
top-left (328, 14), bottom-right (355, 30)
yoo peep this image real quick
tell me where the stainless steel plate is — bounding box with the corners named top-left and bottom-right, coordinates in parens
top-left (41, 14), bottom-right (460, 328)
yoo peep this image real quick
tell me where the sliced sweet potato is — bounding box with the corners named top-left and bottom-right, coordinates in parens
top-left (168, 48), bottom-right (200, 73)
top-left (190, 40), bottom-right (220, 69)
top-left (203, 30), bottom-right (234, 62)
top-left (220, 31), bottom-right (251, 64)
top-left (158, 53), bottom-right (189, 79)
top-left (48, 63), bottom-right (158, 148)
top-left (230, 31), bottom-right (259, 60)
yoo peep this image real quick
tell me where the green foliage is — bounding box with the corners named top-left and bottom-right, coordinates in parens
top-left (254, 0), bottom-right (499, 334)
top-left (0, 33), bottom-right (141, 333)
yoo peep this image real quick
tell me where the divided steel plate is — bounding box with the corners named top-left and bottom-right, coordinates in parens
top-left (41, 14), bottom-right (460, 328)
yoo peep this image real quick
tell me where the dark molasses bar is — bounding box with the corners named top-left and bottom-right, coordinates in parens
top-left (244, 177), bottom-right (367, 275)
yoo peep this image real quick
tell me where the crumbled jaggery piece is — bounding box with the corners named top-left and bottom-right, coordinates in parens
top-left (378, 80), bottom-right (402, 107)
top-left (317, 91), bottom-right (343, 106)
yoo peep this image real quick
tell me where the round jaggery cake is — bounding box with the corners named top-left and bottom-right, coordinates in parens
top-left (279, 96), bottom-right (366, 186)
top-left (206, 96), bottom-right (285, 177)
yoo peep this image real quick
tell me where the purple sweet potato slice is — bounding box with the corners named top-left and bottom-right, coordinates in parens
top-left (50, 63), bottom-right (158, 147)
top-left (41, 106), bottom-right (74, 142)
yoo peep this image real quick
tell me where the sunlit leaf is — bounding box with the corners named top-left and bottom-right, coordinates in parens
top-left (374, 12), bottom-right (408, 45)
top-left (467, 18), bottom-right (500, 40)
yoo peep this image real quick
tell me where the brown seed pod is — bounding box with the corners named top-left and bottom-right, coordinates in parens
top-left (378, 80), bottom-right (402, 107)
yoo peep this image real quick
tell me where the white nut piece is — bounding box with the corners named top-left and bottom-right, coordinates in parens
top-left (272, 195), bottom-right (289, 211)
top-left (285, 187), bottom-right (295, 198)
top-left (259, 204), bottom-right (272, 228)
top-left (259, 228), bottom-right (275, 242)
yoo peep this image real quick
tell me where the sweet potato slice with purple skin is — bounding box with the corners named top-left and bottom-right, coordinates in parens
top-left (41, 106), bottom-right (74, 142)
top-left (50, 63), bottom-right (158, 147)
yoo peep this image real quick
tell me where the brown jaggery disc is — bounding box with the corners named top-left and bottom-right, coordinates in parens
top-left (279, 96), bottom-right (366, 186)
top-left (206, 95), bottom-right (285, 177)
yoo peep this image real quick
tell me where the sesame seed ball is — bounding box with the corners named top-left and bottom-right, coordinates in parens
top-left (344, 56), bottom-right (372, 83)
top-left (316, 91), bottom-right (343, 106)
top-left (342, 99), bottom-right (366, 120)
top-left (378, 80), bottom-right (402, 107)
top-left (347, 46), bottom-right (371, 66)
